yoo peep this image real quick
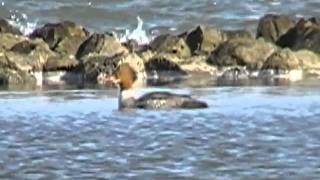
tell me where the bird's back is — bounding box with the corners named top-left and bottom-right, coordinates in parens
top-left (133, 92), bottom-right (208, 109)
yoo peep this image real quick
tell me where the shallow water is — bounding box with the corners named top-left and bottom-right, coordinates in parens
top-left (0, 82), bottom-right (320, 179)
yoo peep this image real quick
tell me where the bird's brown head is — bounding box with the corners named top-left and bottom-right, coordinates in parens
top-left (107, 63), bottom-right (137, 91)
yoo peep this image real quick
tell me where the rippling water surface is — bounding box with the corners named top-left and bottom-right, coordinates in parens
top-left (1, 0), bottom-right (320, 179)
top-left (1, 82), bottom-right (320, 179)
top-left (1, 0), bottom-right (320, 33)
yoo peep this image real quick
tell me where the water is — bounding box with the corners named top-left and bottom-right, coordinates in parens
top-left (1, 0), bottom-right (320, 179)
top-left (0, 82), bottom-right (320, 179)
top-left (1, 0), bottom-right (320, 35)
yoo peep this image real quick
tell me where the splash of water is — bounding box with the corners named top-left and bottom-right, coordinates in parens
top-left (6, 9), bottom-right (38, 35)
top-left (120, 16), bottom-right (151, 45)
top-left (6, 9), bottom-right (151, 46)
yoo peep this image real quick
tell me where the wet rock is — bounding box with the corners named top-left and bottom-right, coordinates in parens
top-left (144, 54), bottom-right (188, 81)
top-left (139, 50), bottom-right (156, 63)
top-left (208, 38), bottom-right (276, 70)
top-left (9, 37), bottom-right (80, 72)
top-left (260, 49), bottom-right (302, 81)
top-left (30, 21), bottom-right (89, 55)
top-left (179, 55), bottom-right (216, 75)
top-left (145, 55), bottom-right (187, 74)
top-left (85, 53), bottom-right (145, 85)
top-left (0, 19), bottom-right (22, 35)
top-left (277, 18), bottom-right (320, 53)
top-left (122, 39), bottom-right (149, 53)
top-left (261, 49), bottom-right (301, 70)
top-left (294, 50), bottom-right (320, 76)
top-left (84, 55), bottom-right (120, 83)
top-left (44, 55), bottom-right (79, 71)
top-left (0, 33), bottom-right (28, 50)
top-left (10, 39), bottom-right (55, 70)
top-left (0, 66), bottom-right (36, 86)
top-left (219, 67), bottom-right (249, 81)
top-left (0, 53), bottom-right (36, 86)
top-left (76, 32), bottom-right (128, 60)
top-left (150, 34), bottom-right (191, 58)
top-left (186, 25), bottom-right (226, 55)
top-left (224, 30), bottom-right (253, 40)
top-left (2, 38), bottom-right (80, 86)
top-left (257, 14), bottom-right (295, 43)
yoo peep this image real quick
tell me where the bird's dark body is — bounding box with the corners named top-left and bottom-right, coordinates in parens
top-left (131, 92), bottom-right (208, 109)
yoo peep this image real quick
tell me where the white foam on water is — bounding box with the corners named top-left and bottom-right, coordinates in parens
top-left (6, 9), bottom-right (38, 35)
top-left (120, 16), bottom-right (151, 45)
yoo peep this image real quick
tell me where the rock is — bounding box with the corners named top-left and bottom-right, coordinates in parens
top-left (9, 37), bottom-right (80, 79)
top-left (185, 25), bottom-right (226, 55)
top-left (0, 66), bottom-right (36, 86)
top-left (84, 55), bottom-right (120, 83)
top-left (260, 49), bottom-right (302, 81)
top-left (139, 50), bottom-right (156, 63)
top-left (294, 50), bottom-right (320, 76)
top-left (257, 14), bottom-right (295, 43)
top-left (0, 33), bottom-right (28, 50)
top-left (30, 21), bottom-right (89, 55)
top-left (150, 34), bottom-right (191, 58)
top-left (179, 55), bottom-right (217, 75)
top-left (224, 30), bottom-right (253, 40)
top-left (10, 39), bottom-right (55, 70)
top-left (208, 37), bottom-right (276, 70)
top-left (122, 39), bottom-right (149, 53)
top-left (44, 55), bottom-right (79, 71)
top-left (0, 19), bottom-right (22, 35)
top-left (261, 49), bottom-right (301, 70)
top-left (219, 67), bottom-right (249, 81)
top-left (145, 55), bottom-right (187, 74)
top-left (144, 55), bottom-right (187, 82)
top-left (85, 53), bottom-right (145, 85)
top-left (277, 18), bottom-right (320, 53)
top-left (0, 53), bottom-right (36, 86)
top-left (76, 32), bottom-right (128, 60)
top-left (1, 38), bottom-right (80, 86)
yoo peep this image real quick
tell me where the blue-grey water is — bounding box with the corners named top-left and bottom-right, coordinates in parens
top-left (1, 0), bottom-right (320, 179)
top-left (1, 0), bottom-right (320, 34)
top-left (1, 82), bottom-right (320, 179)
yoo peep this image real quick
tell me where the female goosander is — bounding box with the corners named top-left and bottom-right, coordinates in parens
top-left (106, 63), bottom-right (208, 109)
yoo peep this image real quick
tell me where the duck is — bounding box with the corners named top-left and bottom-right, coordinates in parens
top-left (105, 63), bottom-right (208, 110)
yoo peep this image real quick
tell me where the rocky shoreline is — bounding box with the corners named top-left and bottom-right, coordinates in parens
top-left (0, 14), bottom-right (320, 88)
